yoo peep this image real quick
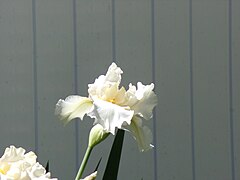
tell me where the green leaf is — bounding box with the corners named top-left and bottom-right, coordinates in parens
top-left (102, 129), bottom-right (125, 180)
top-left (94, 157), bottom-right (102, 172)
top-left (45, 160), bottom-right (49, 173)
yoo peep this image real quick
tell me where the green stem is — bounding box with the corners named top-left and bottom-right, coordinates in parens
top-left (75, 146), bottom-right (93, 180)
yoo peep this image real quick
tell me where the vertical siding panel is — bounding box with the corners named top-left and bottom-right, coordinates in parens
top-left (151, 0), bottom-right (158, 179)
top-left (232, 0), bottom-right (240, 179)
top-left (76, 0), bottom-right (113, 178)
top-left (189, 0), bottom-right (196, 179)
top-left (111, 0), bottom-right (116, 61)
top-left (155, 0), bottom-right (192, 179)
top-left (35, 1), bottom-right (75, 179)
top-left (72, 0), bottom-right (79, 171)
top-left (0, 0), bottom-right (35, 151)
top-left (192, 1), bottom-right (232, 179)
top-left (32, 0), bottom-right (38, 154)
top-left (114, 0), bottom-right (154, 179)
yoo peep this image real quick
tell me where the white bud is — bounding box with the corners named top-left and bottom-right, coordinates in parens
top-left (88, 124), bottom-right (109, 148)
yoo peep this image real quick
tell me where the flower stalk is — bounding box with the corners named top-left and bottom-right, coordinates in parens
top-left (75, 146), bottom-right (93, 180)
top-left (75, 124), bottom-right (109, 180)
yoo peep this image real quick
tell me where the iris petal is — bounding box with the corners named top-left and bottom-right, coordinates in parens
top-left (132, 82), bottom-right (158, 120)
top-left (88, 99), bottom-right (134, 135)
top-left (123, 116), bottom-right (153, 152)
top-left (55, 96), bottom-right (93, 125)
top-left (88, 63), bottom-right (123, 100)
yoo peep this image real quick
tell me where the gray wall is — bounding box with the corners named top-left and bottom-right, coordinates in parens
top-left (0, 0), bottom-right (239, 180)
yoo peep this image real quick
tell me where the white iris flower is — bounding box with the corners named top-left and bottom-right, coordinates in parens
top-left (0, 146), bottom-right (56, 180)
top-left (55, 63), bottom-right (157, 152)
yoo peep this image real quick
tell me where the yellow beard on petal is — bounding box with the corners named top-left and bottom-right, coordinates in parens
top-left (102, 84), bottom-right (127, 106)
top-left (0, 169), bottom-right (4, 175)
top-left (0, 163), bottom-right (10, 175)
top-left (107, 98), bottom-right (116, 104)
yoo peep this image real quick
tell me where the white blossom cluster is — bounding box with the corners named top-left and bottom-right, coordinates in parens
top-left (0, 146), bottom-right (57, 180)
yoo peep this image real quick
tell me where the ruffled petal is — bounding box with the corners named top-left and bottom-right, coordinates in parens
top-left (121, 83), bottom-right (138, 107)
top-left (88, 63), bottom-right (123, 99)
top-left (123, 116), bottom-right (153, 152)
top-left (0, 146), bottom-right (57, 180)
top-left (0, 146), bottom-right (27, 163)
top-left (105, 62), bottom-right (123, 84)
top-left (55, 96), bottom-right (93, 125)
top-left (88, 99), bottom-right (134, 135)
top-left (28, 162), bottom-right (47, 178)
top-left (131, 82), bottom-right (158, 120)
top-left (28, 162), bottom-right (57, 179)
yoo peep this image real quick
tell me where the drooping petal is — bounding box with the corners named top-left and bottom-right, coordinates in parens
top-left (88, 99), bottom-right (134, 135)
top-left (123, 116), bottom-right (153, 152)
top-left (55, 95), bottom-right (93, 125)
top-left (131, 82), bottom-right (158, 120)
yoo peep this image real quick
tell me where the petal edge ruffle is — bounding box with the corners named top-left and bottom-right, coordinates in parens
top-left (88, 99), bottom-right (134, 135)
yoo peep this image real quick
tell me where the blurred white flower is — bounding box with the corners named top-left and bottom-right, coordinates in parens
top-left (81, 171), bottom-right (97, 180)
top-left (28, 163), bottom-right (57, 180)
top-left (55, 63), bottom-right (157, 151)
top-left (0, 146), bottom-right (57, 180)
